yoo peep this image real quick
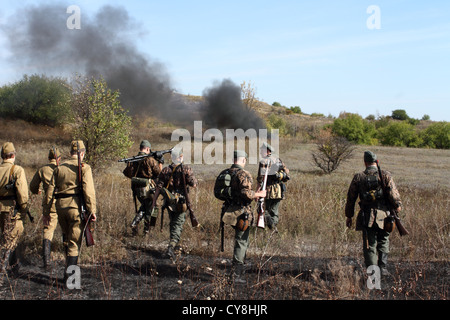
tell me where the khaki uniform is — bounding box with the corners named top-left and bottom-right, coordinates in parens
top-left (257, 155), bottom-right (289, 228)
top-left (156, 163), bottom-right (197, 250)
top-left (45, 157), bottom-right (96, 257)
top-left (0, 159), bottom-right (28, 252)
top-left (30, 160), bottom-right (59, 241)
top-left (345, 165), bottom-right (402, 268)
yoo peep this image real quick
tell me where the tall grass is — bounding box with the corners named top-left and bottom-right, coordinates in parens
top-left (1, 119), bottom-right (448, 299)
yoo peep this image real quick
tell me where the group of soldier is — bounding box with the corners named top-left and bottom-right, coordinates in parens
top-left (0, 138), bottom-right (403, 287)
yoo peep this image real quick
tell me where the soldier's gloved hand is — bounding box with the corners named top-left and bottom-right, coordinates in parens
top-left (346, 217), bottom-right (352, 228)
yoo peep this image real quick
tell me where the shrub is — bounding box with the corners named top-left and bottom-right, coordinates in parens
top-left (69, 75), bottom-right (133, 170)
top-left (331, 113), bottom-right (377, 145)
top-left (290, 106), bottom-right (302, 114)
top-left (0, 74), bottom-right (71, 126)
top-left (420, 122), bottom-right (450, 149)
top-left (377, 121), bottom-right (422, 147)
top-left (311, 128), bottom-right (355, 174)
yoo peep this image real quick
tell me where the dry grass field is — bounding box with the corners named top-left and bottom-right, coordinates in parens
top-left (0, 117), bottom-right (448, 301)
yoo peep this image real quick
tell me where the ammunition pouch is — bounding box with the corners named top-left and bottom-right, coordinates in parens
top-left (267, 183), bottom-right (282, 200)
top-left (131, 177), bottom-right (155, 199)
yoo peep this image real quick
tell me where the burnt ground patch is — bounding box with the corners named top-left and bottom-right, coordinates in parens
top-left (0, 244), bottom-right (447, 301)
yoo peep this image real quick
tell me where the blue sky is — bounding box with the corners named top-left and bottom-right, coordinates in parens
top-left (0, 0), bottom-right (449, 121)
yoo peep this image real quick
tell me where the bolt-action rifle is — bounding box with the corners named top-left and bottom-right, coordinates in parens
top-left (180, 162), bottom-right (199, 228)
top-left (118, 148), bottom-right (174, 164)
top-left (256, 160), bottom-right (270, 229)
top-left (376, 160), bottom-right (409, 236)
top-left (77, 142), bottom-right (95, 247)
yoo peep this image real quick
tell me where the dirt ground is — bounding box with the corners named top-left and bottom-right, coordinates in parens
top-left (1, 237), bottom-right (448, 301)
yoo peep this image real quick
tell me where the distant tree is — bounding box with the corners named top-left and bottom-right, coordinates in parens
top-left (391, 109), bottom-right (409, 121)
top-left (272, 102), bottom-right (282, 107)
top-left (240, 80), bottom-right (259, 111)
top-left (421, 114), bottom-right (430, 121)
top-left (69, 75), bottom-right (133, 170)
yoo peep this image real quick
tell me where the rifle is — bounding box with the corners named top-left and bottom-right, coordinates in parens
top-left (118, 148), bottom-right (173, 164)
top-left (220, 202), bottom-right (227, 252)
top-left (180, 162), bottom-right (199, 228)
top-left (77, 142), bottom-right (95, 247)
top-left (256, 159), bottom-right (270, 229)
top-left (376, 160), bottom-right (409, 236)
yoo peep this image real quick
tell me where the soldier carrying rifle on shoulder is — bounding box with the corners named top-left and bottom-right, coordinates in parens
top-left (345, 151), bottom-right (407, 277)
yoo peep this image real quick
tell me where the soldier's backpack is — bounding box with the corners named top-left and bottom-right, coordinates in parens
top-left (214, 168), bottom-right (240, 202)
top-left (360, 174), bottom-right (384, 203)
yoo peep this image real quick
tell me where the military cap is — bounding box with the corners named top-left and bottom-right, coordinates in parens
top-left (1, 142), bottom-right (15, 156)
top-left (234, 150), bottom-right (248, 159)
top-left (364, 150), bottom-right (377, 163)
top-left (48, 147), bottom-right (61, 159)
top-left (140, 140), bottom-right (151, 149)
top-left (260, 142), bottom-right (273, 152)
top-left (71, 140), bottom-right (86, 152)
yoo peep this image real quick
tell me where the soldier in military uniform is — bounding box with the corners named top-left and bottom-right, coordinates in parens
top-left (123, 140), bottom-right (162, 235)
top-left (257, 143), bottom-right (290, 231)
top-left (45, 140), bottom-right (96, 279)
top-left (0, 142), bottom-right (29, 273)
top-left (30, 147), bottom-right (61, 269)
top-left (219, 150), bottom-right (266, 281)
top-left (345, 151), bottom-right (403, 275)
top-left (151, 147), bottom-right (197, 259)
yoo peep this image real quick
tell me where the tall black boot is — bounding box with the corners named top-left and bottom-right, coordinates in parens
top-left (42, 239), bottom-right (52, 269)
top-left (8, 249), bottom-right (20, 277)
top-left (63, 255), bottom-right (79, 288)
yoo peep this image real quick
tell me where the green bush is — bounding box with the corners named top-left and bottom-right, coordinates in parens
top-left (70, 76), bottom-right (133, 169)
top-left (290, 106), bottom-right (302, 114)
top-left (420, 122), bottom-right (450, 149)
top-left (0, 74), bottom-right (71, 126)
top-left (377, 121), bottom-right (422, 147)
top-left (331, 113), bottom-right (377, 145)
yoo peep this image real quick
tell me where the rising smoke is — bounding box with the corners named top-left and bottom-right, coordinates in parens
top-left (1, 3), bottom-right (265, 130)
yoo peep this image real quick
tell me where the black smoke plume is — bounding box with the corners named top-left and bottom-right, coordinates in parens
top-left (1, 3), bottom-right (265, 130)
top-left (202, 79), bottom-right (266, 130)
